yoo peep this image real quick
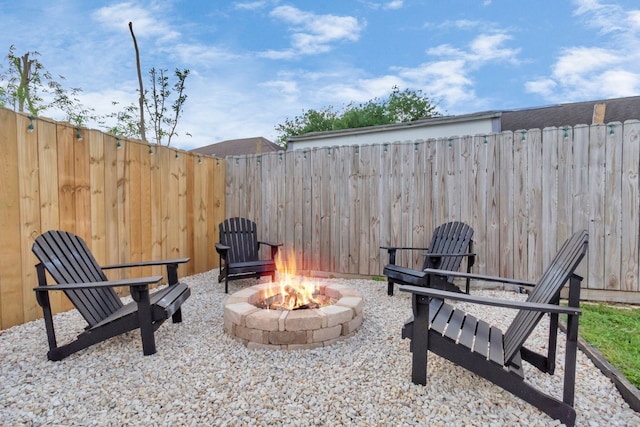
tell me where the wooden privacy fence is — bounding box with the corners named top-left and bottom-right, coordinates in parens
top-left (225, 120), bottom-right (640, 303)
top-left (0, 109), bottom-right (225, 330)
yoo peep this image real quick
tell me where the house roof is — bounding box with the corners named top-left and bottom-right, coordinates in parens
top-left (499, 95), bottom-right (640, 131)
top-left (191, 137), bottom-right (283, 157)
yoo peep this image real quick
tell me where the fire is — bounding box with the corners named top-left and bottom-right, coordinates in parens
top-left (260, 251), bottom-right (326, 310)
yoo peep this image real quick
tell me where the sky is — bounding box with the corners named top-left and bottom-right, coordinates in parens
top-left (1, 0), bottom-right (639, 150)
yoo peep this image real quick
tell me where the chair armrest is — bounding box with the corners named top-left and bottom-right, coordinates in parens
top-left (215, 243), bottom-right (230, 256)
top-left (380, 246), bottom-right (430, 251)
top-left (33, 276), bottom-right (163, 292)
top-left (102, 258), bottom-right (190, 270)
top-left (398, 285), bottom-right (581, 315)
top-left (258, 241), bottom-right (283, 248)
top-left (422, 268), bottom-right (536, 287)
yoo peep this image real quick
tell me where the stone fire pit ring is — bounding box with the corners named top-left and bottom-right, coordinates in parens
top-left (223, 281), bottom-right (364, 350)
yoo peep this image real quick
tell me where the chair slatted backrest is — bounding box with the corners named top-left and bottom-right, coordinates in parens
top-left (503, 230), bottom-right (588, 364)
top-left (422, 221), bottom-right (474, 271)
top-left (32, 230), bottom-right (123, 327)
top-left (219, 217), bottom-right (260, 264)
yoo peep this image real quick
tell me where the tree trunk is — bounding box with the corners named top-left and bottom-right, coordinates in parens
top-left (129, 22), bottom-right (146, 141)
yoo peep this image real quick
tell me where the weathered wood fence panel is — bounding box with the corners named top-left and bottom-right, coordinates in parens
top-left (225, 121), bottom-right (640, 302)
top-left (0, 109), bottom-right (225, 330)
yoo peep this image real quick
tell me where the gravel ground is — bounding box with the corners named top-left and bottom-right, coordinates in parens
top-left (1, 269), bottom-right (639, 426)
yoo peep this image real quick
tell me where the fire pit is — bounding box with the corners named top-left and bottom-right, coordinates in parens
top-left (223, 277), bottom-right (364, 350)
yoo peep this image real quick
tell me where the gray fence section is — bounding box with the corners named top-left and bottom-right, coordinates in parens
top-left (225, 121), bottom-right (640, 301)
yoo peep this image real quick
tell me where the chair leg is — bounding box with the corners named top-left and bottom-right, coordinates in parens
top-left (171, 308), bottom-right (183, 323)
top-left (225, 276), bottom-right (229, 294)
top-left (410, 294), bottom-right (430, 385)
top-left (388, 280), bottom-right (394, 296)
top-left (131, 285), bottom-right (157, 356)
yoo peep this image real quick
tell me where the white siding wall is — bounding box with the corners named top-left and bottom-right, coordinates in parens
top-left (287, 118), bottom-right (496, 151)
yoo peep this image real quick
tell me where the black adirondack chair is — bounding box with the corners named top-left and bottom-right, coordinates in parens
top-left (215, 217), bottom-right (282, 293)
top-left (400, 230), bottom-right (588, 426)
top-left (382, 221), bottom-right (475, 295)
top-left (32, 230), bottom-right (191, 361)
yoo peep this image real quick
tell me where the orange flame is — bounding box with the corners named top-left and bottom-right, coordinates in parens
top-left (262, 250), bottom-right (320, 310)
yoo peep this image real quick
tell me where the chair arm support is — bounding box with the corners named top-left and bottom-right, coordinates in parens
top-left (258, 241), bottom-right (283, 248)
top-left (258, 241), bottom-right (282, 259)
top-left (33, 276), bottom-right (163, 292)
top-left (422, 268), bottom-right (537, 287)
top-left (399, 285), bottom-right (581, 315)
top-left (101, 258), bottom-right (190, 270)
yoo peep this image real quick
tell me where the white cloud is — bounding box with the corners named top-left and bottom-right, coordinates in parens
top-left (397, 59), bottom-right (475, 107)
top-left (92, 2), bottom-right (180, 42)
top-left (322, 75), bottom-right (406, 105)
top-left (234, 1), bottom-right (267, 11)
top-left (524, 79), bottom-right (557, 98)
top-left (267, 6), bottom-right (365, 56)
top-left (428, 33), bottom-right (520, 66)
top-left (390, 31), bottom-right (520, 111)
top-left (170, 43), bottom-right (242, 65)
top-left (526, 1), bottom-right (640, 101)
top-left (553, 46), bottom-right (620, 81)
top-left (384, 1), bottom-right (404, 10)
top-left (468, 33), bottom-right (520, 63)
top-left (630, 10), bottom-right (640, 29)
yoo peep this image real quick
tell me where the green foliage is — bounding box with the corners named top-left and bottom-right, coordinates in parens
top-left (0, 45), bottom-right (96, 126)
top-left (578, 303), bottom-right (640, 388)
top-left (275, 107), bottom-right (339, 144)
top-left (144, 67), bottom-right (190, 146)
top-left (104, 101), bottom-right (141, 138)
top-left (275, 86), bottom-right (440, 146)
top-left (108, 67), bottom-right (190, 146)
top-left (1, 45), bottom-right (190, 144)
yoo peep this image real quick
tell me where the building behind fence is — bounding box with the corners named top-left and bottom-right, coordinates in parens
top-left (226, 120), bottom-right (640, 304)
top-left (0, 109), bottom-right (225, 330)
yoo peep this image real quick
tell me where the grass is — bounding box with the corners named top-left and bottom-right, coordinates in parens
top-left (577, 303), bottom-right (640, 389)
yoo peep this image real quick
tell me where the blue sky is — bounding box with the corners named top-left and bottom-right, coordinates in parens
top-left (1, 0), bottom-right (639, 150)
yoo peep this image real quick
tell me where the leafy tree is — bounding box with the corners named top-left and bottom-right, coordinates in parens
top-left (107, 67), bottom-right (190, 146)
top-left (275, 86), bottom-right (440, 145)
top-left (145, 67), bottom-right (190, 146)
top-left (275, 107), bottom-right (339, 143)
top-left (0, 45), bottom-right (95, 125)
top-left (104, 101), bottom-right (140, 137)
top-left (1, 43), bottom-right (190, 146)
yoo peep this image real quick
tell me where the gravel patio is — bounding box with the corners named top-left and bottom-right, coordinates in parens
top-left (1, 269), bottom-right (638, 426)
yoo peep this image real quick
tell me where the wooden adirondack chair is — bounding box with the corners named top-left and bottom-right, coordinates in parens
top-left (32, 230), bottom-right (191, 361)
top-left (215, 217), bottom-right (282, 293)
top-left (382, 221), bottom-right (475, 295)
top-left (400, 230), bottom-right (588, 426)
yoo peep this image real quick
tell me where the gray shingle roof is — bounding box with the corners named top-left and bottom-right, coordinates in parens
top-left (191, 137), bottom-right (283, 158)
top-left (500, 96), bottom-right (640, 131)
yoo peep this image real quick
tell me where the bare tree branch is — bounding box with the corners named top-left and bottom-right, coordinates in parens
top-left (129, 21), bottom-right (146, 141)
